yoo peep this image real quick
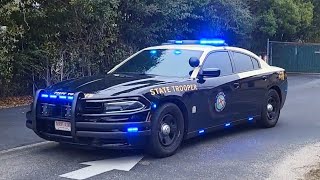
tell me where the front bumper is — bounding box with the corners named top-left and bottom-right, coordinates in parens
top-left (279, 79), bottom-right (288, 109)
top-left (26, 90), bottom-right (152, 149)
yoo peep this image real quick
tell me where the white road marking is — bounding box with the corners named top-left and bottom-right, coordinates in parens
top-left (268, 142), bottom-right (320, 180)
top-left (60, 155), bottom-right (144, 180)
top-left (0, 141), bottom-right (53, 155)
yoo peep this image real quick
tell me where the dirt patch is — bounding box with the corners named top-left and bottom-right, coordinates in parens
top-left (268, 143), bottom-right (320, 180)
top-left (305, 164), bottom-right (320, 180)
top-left (0, 96), bottom-right (33, 109)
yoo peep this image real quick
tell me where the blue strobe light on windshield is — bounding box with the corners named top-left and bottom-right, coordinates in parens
top-left (150, 50), bottom-right (157, 54)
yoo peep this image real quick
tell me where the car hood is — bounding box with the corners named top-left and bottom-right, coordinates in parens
top-left (46, 74), bottom-right (186, 97)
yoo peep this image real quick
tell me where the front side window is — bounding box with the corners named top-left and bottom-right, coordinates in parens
top-left (113, 49), bottom-right (203, 77)
top-left (232, 52), bottom-right (254, 73)
top-left (202, 51), bottom-right (233, 76)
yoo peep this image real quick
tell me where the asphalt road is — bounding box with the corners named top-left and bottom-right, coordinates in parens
top-left (0, 74), bottom-right (320, 180)
top-left (0, 106), bottom-right (43, 151)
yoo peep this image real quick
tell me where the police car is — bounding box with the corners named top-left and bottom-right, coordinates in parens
top-left (26, 39), bottom-right (287, 157)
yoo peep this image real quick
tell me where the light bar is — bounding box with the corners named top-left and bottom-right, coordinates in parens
top-left (40, 93), bottom-right (74, 101)
top-left (127, 127), bottom-right (139, 133)
top-left (166, 39), bottom-right (226, 46)
top-left (200, 39), bottom-right (225, 45)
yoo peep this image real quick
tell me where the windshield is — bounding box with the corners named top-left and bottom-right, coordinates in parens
top-left (113, 49), bottom-right (203, 77)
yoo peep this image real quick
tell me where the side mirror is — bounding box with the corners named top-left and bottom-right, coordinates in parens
top-left (189, 57), bottom-right (200, 68)
top-left (199, 68), bottom-right (221, 78)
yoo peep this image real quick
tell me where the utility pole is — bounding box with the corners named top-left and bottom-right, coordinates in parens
top-left (267, 38), bottom-right (270, 64)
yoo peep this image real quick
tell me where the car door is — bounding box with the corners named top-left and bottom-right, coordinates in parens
top-left (191, 51), bottom-right (240, 129)
top-left (250, 56), bottom-right (270, 111)
top-left (230, 51), bottom-right (263, 119)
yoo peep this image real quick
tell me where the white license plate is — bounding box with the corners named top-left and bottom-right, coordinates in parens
top-left (55, 121), bottom-right (71, 132)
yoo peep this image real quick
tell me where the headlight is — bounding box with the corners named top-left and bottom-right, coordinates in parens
top-left (104, 101), bottom-right (145, 113)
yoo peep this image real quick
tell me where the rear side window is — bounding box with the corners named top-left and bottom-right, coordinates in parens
top-left (202, 51), bottom-right (233, 76)
top-left (251, 58), bottom-right (260, 70)
top-left (232, 52), bottom-right (254, 73)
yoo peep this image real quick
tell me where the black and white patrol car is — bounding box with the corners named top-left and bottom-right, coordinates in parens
top-left (26, 39), bottom-right (287, 157)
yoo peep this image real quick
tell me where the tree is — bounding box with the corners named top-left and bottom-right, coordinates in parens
top-left (249, 0), bottom-right (314, 51)
top-left (306, 0), bottom-right (320, 42)
top-left (0, 0), bottom-right (319, 98)
top-left (199, 0), bottom-right (254, 47)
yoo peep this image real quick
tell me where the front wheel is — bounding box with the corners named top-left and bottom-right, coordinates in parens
top-left (147, 103), bottom-right (184, 158)
top-left (258, 89), bottom-right (281, 128)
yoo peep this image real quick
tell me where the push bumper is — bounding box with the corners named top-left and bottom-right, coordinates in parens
top-left (26, 90), bottom-right (152, 149)
top-left (26, 119), bottom-right (151, 148)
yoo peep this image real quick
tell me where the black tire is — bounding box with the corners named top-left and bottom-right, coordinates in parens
top-left (147, 103), bottom-right (184, 158)
top-left (258, 89), bottom-right (281, 128)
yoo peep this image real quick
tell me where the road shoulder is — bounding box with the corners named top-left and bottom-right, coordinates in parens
top-left (268, 142), bottom-right (320, 180)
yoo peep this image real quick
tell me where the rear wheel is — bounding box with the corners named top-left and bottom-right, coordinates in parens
top-left (147, 103), bottom-right (184, 158)
top-left (258, 89), bottom-right (281, 128)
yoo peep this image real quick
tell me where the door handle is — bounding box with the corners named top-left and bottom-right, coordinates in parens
top-left (233, 82), bottom-right (240, 89)
top-left (262, 76), bottom-right (267, 81)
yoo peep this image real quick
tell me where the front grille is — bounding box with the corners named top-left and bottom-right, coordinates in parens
top-left (84, 102), bottom-right (103, 114)
top-left (35, 93), bottom-right (151, 138)
top-left (38, 99), bottom-right (72, 120)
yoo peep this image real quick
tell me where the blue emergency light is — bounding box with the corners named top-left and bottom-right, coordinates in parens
top-left (225, 123), bottom-right (231, 127)
top-left (165, 39), bottom-right (227, 46)
top-left (174, 50), bottom-right (182, 55)
top-left (151, 102), bottom-right (157, 109)
top-left (127, 127), bottom-right (139, 133)
top-left (41, 94), bottom-right (49, 98)
top-left (198, 129), bottom-right (205, 134)
top-left (59, 95), bottom-right (67, 99)
top-left (49, 95), bottom-right (57, 99)
top-left (200, 39), bottom-right (226, 45)
top-left (150, 50), bottom-right (157, 54)
top-left (40, 93), bottom-right (74, 101)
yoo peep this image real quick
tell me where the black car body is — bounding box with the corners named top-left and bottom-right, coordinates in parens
top-left (26, 41), bottom-right (288, 156)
